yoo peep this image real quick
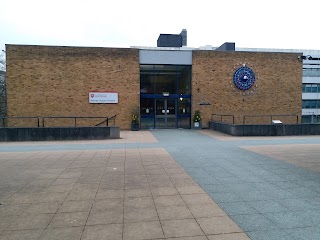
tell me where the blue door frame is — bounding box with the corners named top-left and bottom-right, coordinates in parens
top-left (140, 94), bottom-right (191, 129)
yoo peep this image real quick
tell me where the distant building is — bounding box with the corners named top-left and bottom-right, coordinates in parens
top-left (301, 55), bottom-right (320, 123)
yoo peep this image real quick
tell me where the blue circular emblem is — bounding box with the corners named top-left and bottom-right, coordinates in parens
top-left (233, 66), bottom-right (256, 90)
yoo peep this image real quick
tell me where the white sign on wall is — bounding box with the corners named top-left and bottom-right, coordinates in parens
top-left (89, 92), bottom-right (118, 104)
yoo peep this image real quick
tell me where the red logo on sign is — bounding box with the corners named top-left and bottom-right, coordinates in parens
top-left (90, 94), bottom-right (94, 98)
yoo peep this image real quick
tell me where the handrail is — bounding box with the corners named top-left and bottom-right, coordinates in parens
top-left (211, 114), bottom-right (235, 124)
top-left (42, 116), bottom-right (115, 127)
top-left (0, 116), bottom-right (116, 128)
top-left (95, 115), bottom-right (117, 126)
top-left (243, 114), bottom-right (299, 125)
top-left (210, 114), bottom-right (299, 125)
top-left (0, 116), bottom-right (40, 128)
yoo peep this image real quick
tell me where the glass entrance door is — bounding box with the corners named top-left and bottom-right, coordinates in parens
top-left (156, 99), bottom-right (176, 128)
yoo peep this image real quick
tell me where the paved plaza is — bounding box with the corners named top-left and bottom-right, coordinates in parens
top-left (1, 130), bottom-right (320, 240)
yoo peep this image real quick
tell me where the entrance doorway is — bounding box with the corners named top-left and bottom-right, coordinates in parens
top-left (140, 97), bottom-right (191, 129)
top-left (156, 99), bottom-right (176, 128)
top-left (140, 64), bottom-right (192, 129)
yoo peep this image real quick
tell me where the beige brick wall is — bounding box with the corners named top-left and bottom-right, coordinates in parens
top-left (192, 51), bottom-right (302, 127)
top-left (6, 45), bottom-right (303, 129)
top-left (6, 45), bottom-right (140, 129)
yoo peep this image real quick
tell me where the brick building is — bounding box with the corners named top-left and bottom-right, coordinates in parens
top-left (5, 33), bottom-right (303, 129)
top-left (0, 70), bottom-right (5, 118)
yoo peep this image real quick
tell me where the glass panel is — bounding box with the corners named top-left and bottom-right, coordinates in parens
top-left (167, 117), bottom-right (176, 128)
top-left (155, 99), bottom-right (176, 128)
top-left (155, 65), bottom-right (177, 94)
top-left (303, 100), bottom-right (319, 108)
top-left (156, 99), bottom-right (165, 116)
top-left (155, 118), bottom-right (166, 128)
top-left (302, 115), bottom-right (311, 123)
top-left (306, 84), bottom-right (312, 93)
top-left (140, 99), bottom-right (154, 116)
top-left (155, 99), bottom-right (166, 128)
top-left (304, 115), bottom-right (319, 123)
top-left (140, 65), bottom-right (154, 94)
top-left (140, 98), bottom-right (155, 129)
top-left (166, 99), bottom-right (176, 128)
top-left (178, 98), bottom-right (191, 115)
top-left (303, 69), bottom-right (320, 77)
top-left (178, 98), bottom-right (191, 128)
top-left (312, 85), bottom-right (318, 93)
top-left (167, 99), bottom-right (176, 116)
top-left (178, 118), bottom-right (190, 128)
top-left (178, 66), bottom-right (191, 95)
top-left (141, 118), bottom-right (154, 129)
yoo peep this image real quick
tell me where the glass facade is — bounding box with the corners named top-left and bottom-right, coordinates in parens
top-left (303, 68), bottom-right (320, 77)
top-left (301, 57), bottom-right (320, 123)
top-left (302, 115), bottom-right (320, 123)
top-left (140, 65), bottom-right (192, 129)
top-left (302, 100), bottom-right (320, 109)
top-left (302, 84), bottom-right (320, 93)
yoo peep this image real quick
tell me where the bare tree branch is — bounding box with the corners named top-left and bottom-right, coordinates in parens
top-left (0, 51), bottom-right (6, 116)
top-left (0, 51), bottom-right (5, 71)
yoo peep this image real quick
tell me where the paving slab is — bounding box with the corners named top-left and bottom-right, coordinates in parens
top-left (1, 129), bottom-right (320, 239)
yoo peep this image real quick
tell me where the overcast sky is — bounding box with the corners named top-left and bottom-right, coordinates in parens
top-left (1, 0), bottom-right (320, 52)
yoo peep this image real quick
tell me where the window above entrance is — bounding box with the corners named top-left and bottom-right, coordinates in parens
top-left (140, 65), bottom-right (191, 95)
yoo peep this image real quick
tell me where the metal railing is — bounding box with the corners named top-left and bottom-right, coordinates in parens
top-left (210, 114), bottom-right (299, 125)
top-left (0, 115), bottom-right (117, 128)
top-left (95, 115), bottom-right (117, 127)
top-left (243, 114), bottom-right (299, 125)
top-left (211, 114), bottom-right (235, 124)
top-left (1, 116), bottom-right (40, 127)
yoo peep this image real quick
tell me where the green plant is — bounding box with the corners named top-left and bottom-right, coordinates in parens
top-left (193, 110), bottom-right (201, 122)
top-left (131, 106), bottom-right (140, 124)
